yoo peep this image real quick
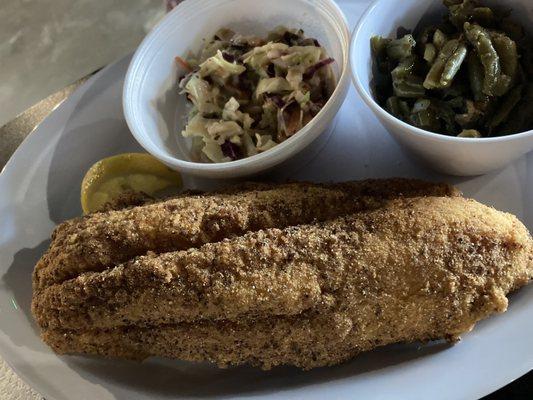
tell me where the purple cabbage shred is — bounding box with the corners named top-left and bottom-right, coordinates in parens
top-left (303, 57), bottom-right (334, 80)
top-left (222, 52), bottom-right (236, 63)
top-left (221, 140), bottom-right (241, 160)
top-left (267, 94), bottom-right (286, 108)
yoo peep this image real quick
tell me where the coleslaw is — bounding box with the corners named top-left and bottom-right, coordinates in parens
top-left (177, 27), bottom-right (336, 163)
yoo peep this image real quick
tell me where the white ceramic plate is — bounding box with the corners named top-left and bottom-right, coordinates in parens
top-left (0, 2), bottom-right (532, 399)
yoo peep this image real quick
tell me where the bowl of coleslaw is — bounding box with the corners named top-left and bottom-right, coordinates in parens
top-left (123, 0), bottom-right (350, 178)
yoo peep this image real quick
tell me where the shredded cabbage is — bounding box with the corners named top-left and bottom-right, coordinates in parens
top-left (199, 50), bottom-right (246, 79)
top-left (255, 77), bottom-right (292, 97)
top-left (177, 26), bottom-right (336, 163)
top-left (184, 75), bottom-right (220, 114)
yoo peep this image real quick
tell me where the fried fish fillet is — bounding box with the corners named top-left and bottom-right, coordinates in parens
top-left (33, 179), bottom-right (458, 292)
top-left (34, 196), bottom-right (533, 369)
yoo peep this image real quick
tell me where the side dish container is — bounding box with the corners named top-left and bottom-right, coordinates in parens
top-left (123, 0), bottom-right (350, 178)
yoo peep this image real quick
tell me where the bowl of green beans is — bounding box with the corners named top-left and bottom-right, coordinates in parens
top-left (350, 0), bottom-right (533, 176)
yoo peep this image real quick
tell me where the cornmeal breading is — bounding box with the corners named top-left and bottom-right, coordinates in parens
top-left (33, 179), bottom-right (458, 292)
top-left (33, 194), bottom-right (532, 370)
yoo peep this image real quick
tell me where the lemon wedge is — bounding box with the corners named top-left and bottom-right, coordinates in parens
top-left (81, 153), bottom-right (181, 214)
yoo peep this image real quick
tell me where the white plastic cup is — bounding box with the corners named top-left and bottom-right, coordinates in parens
top-left (350, 0), bottom-right (533, 176)
top-left (124, 0), bottom-right (350, 179)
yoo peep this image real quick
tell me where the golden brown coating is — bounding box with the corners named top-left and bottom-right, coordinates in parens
top-left (33, 179), bottom-right (458, 292)
top-left (34, 196), bottom-right (533, 369)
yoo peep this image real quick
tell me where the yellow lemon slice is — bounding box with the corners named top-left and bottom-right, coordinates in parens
top-left (81, 153), bottom-right (181, 214)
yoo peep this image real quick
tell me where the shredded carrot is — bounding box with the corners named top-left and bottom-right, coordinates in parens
top-left (175, 56), bottom-right (192, 72)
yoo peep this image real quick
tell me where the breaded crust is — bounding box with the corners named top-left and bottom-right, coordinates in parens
top-left (33, 179), bottom-right (458, 292)
top-left (35, 196), bottom-right (533, 369)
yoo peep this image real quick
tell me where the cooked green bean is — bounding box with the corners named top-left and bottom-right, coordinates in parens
top-left (398, 99), bottom-right (411, 116)
top-left (386, 35), bottom-right (416, 60)
top-left (440, 43), bottom-right (468, 87)
top-left (412, 98), bottom-right (431, 113)
top-left (492, 75), bottom-right (513, 97)
top-left (500, 18), bottom-right (525, 42)
top-left (446, 0), bottom-right (475, 29)
top-left (442, 82), bottom-right (467, 98)
top-left (386, 96), bottom-right (410, 120)
top-left (410, 109), bottom-right (440, 131)
top-left (385, 96), bottom-right (403, 118)
top-left (371, 36), bottom-right (391, 58)
top-left (419, 26), bottom-right (436, 45)
top-left (458, 129), bottom-right (481, 137)
top-left (491, 33), bottom-right (518, 82)
top-left (443, 0), bottom-right (462, 6)
top-left (393, 76), bottom-right (426, 98)
top-left (472, 7), bottom-right (493, 26)
top-left (447, 96), bottom-right (464, 109)
top-left (455, 100), bottom-right (481, 127)
top-left (433, 30), bottom-right (448, 50)
top-left (423, 39), bottom-right (461, 89)
top-left (370, 0), bottom-right (532, 137)
top-left (424, 44), bottom-right (437, 64)
top-left (489, 85), bottom-right (523, 131)
top-left (467, 52), bottom-right (486, 101)
top-left (432, 100), bottom-right (458, 134)
top-left (499, 85), bottom-right (533, 135)
top-left (391, 57), bottom-right (415, 80)
top-left (464, 23), bottom-right (501, 96)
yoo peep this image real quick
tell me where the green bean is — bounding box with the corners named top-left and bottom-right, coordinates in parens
top-left (447, 1), bottom-right (493, 29)
top-left (390, 57), bottom-right (425, 98)
top-left (385, 96), bottom-right (402, 118)
top-left (472, 7), bottom-right (494, 26)
top-left (488, 32), bottom-right (518, 96)
top-left (386, 34), bottom-right (416, 60)
top-left (467, 52), bottom-right (486, 101)
top-left (440, 43), bottom-right (468, 87)
top-left (432, 100), bottom-right (458, 134)
top-left (424, 44), bottom-right (437, 64)
top-left (498, 85), bottom-right (533, 135)
top-left (393, 75), bottom-right (426, 98)
top-left (391, 57), bottom-right (415, 80)
top-left (398, 99), bottom-right (411, 116)
top-left (386, 96), bottom-right (410, 120)
top-left (458, 129), bottom-right (482, 137)
top-left (455, 99), bottom-right (481, 127)
top-left (491, 32), bottom-right (518, 82)
top-left (410, 109), bottom-right (440, 131)
top-left (500, 18), bottom-right (525, 42)
top-left (489, 85), bottom-right (523, 131)
top-left (423, 39), bottom-right (460, 89)
top-left (412, 98), bottom-right (431, 113)
top-left (443, 0), bottom-right (462, 6)
top-left (433, 29), bottom-right (447, 50)
top-left (442, 81), bottom-right (467, 98)
top-left (447, 96), bottom-right (464, 109)
top-left (371, 36), bottom-right (391, 58)
top-left (464, 23), bottom-right (501, 96)
top-left (446, 0), bottom-right (476, 29)
top-left (418, 26), bottom-right (436, 45)
top-left (492, 75), bottom-right (513, 97)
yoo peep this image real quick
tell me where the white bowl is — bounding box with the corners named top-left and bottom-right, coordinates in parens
top-left (350, 0), bottom-right (533, 176)
top-left (123, 0), bottom-right (350, 179)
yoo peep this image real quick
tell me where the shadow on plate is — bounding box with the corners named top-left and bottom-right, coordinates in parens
top-left (66, 341), bottom-right (451, 398)
top-left (1, 239), bottom-right (51, 349)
